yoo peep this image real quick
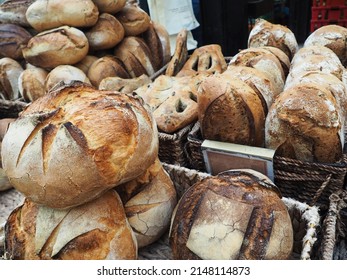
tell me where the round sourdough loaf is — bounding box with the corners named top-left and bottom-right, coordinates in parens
top-left (304, 24), bottom-right (347, 66)
top-left (0, 57), bottom-right (23, 100)
top-left (248, 18), bottom-right (299, 60)
top-left (117, 158), bottom-right (177, 248)
top-left (25, 0), bottom-right (99, 32)
top-left (198, 74), bottom-right (266, 147)
top-left (116, 4), bottom-right (150, 36)
top-left (4, 190), bottom-right (138, 259)
top-left (22, 26), bottom-right (89, 69)
top-left (1, 82), bottom-right (159, 209)
top-left (92, 0), bottom-right (126, 13)
top-left (18, 66), bottom-right (48, 102)
top-left (265, 83), bottom-right (344, 163)
top-left (169, 169), bottom-right (293, 260)
top-left (85, 13), bottom-right (125, 51)
top-left (0, 23), bottom-right (32, 60)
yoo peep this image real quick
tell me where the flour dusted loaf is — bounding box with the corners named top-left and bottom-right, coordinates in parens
top-left (99, 74), bottom-right (151, 93)
top-left (265, 83), bottom-right (344, 163)
top-left (4, 190), bottom-right (137, 260)
top-left (169, 169), bottom-right (293, 260)
top-left (198, 74), bottom-right (266, 147)
top-left (116, 4), bottom-right (150, 36)
top-left (25, 0), bottom-right (99, 32)
top-left (1, 82), bottom-right (159, 209)
top-left (117, 158), bottom-right (177, 248)
top-left (248, 18), bottom-right (299, 60)
top-left (0, 57), bottom-right (23, 100)
top-left (304, 24), bottom-right (347, 66)
top-left (18, 66), bottom-right (48, 102)
top-left (22, 26), bottom-right (89, 69)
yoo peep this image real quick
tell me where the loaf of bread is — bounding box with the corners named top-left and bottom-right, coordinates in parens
top-left (0, 23), bottom-right (32, 60)
top-left (116, 4), bottom-right (150, 36)
top-left (0, 57), bottom-right (23, 100)
top-left (99, 74), bottom-right (151, 93)
top-left (198, 74), bottom-right (266, 147)
top-left (248, 18), bottom-right (299, 60)
top-left (92, 0), bottom-right (126, 14)
top-left (257, 46), bottom-right (290, 77)
top-left (1, 82), bottom-right (159, 209)
top-left (304, 24), bottom-right (347, 66)
top-left (135, 74), bottom-right (204, 133)
top-left (73, 55), bottom-right (98, 75)
top-left (22, 26), bottom-right (89, 69)
top-left (87, 55), bottom-right (130, 87)
top-left (85, 13), bottom-right (125, 51)
top-left (265, 83), bottom-right (344, 163)
top-left (114, 36), bottom-right (155, 78)
top-left (25, 0), bottom-right (99, 32)
top-left (4, 190), bottom-right (138, 259)
top-left (18, 66), bottom-right (48, 102)
top-left (0, 0), bottom-right (35, 27)
top-left (44, 65), bottom-right (91, 92)
top-left (177, 44), bottom-right (227, 77)
top-left (228, 47), bottom-right (285, 96)
top-left (169, 169), bottom-right (293, 260)
top-left (223, 65), bottom-right (276, 112)
top-left (153, 21), bottom-right (171, 66)
top-left (165, 29), bottom-right (188, 76)
top-left (117, 158), bottom-right (177, 248)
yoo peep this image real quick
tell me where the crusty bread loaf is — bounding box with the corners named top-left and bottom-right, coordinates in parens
top-left (248, 18), bottom-right (299, 60)
top-left (44, 65), bottom-right (91, 92)
top-left (135, 74), bottom-right (204, 133)
top-left (85, 13), bottom-right (125, 51)
top-left (177, 44), bottom-right (227, 77)
top-left (265, 83), bottom-right (344, 163)
top-left (257, 46), bottom-right (290, 77)
top-left (153, 21), bottom-right (171, 65)
top-left (18, 66), bottom-right (48, 102)
top-left (0, 23), bottom-right (32, 60)
top-left (114, 36), bottom-right (155, 78)
top-left (99, 74), bottom-right (151, 93)
top-left (0, 57), bottom-right (23, 100)
top-left (87, 55), bottom-right (130, 87)
top-left (169, 169), bottom-right (293, 260)
top-left (26, 0), bottom-right (99, 32)
top-left (1, 82), bottom-right (159, 209)
top-left (22, 26), bottom-right (89, 69)
top-left (0, 0), bottom-right (35, 27)
top-left (228, 47), bottom-right (285, 96)
top-left (4, 190), bottom-right (138, 259)
top-left (117, 158), bottom-right (177, 248)
top-left (198, 74), bottom-right (266, 147)
top-left (92, 0), bottom-right (126, 13)
top-left (223, 65), bottom-right (276, 112)
top-left (165, 29), bottom-right (188, 76)
top-left (304, 24), bottom-right (347, 66)
top-left (116, 4), bottom-right (150, 36)
top-left (73, 55), bottom-right (99, 75)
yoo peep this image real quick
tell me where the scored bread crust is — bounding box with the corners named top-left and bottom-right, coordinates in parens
top-left (1, 82), bottom-right (159, 209)
top-left (116, 4), bottom-right (150, 36)
top-left (265, 83), bottom-right (343, 163)
top-left (5, 190), bottom-right (138, 260)
top-left (198, 74), bottom-right (266, 147)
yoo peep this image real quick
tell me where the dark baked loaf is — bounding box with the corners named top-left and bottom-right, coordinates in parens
top-left (169, 169), bottom-right (293, 260)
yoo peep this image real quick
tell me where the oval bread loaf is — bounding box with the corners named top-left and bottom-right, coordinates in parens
top-left (1, 82), bottom-right (159, 209)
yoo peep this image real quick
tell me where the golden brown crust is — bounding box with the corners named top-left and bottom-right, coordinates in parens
top-left (1, 82), bottom-right (158, 208)
top-left (87, 55), bottom-right (130, 87)
top-left (85, 13), bottom-right (125, 51)
top-left (153, 21), bottom-right (171, 65)
top-left (18, 67), bottom-right (48, 102)
top-left (116, 4), bottom-right (150, 36)
top-left (22, 26), bottom-right (89, 69)
top-left (169, 170), bottom-right (293, 260)
top-left (99, 74), bottom-right (151, 93)
top-left (165, 29), bottom-right (188, 76)
top-left (265, 83), bottom-right (343, 163)
top-left (92, 0), bottom-right (126, 13)
top-left (198, 75), bottom-right (266, 147)
top-left (25, 0), bottom-right (99, 32)
top-left (5, 190), bottom-right (138, 260)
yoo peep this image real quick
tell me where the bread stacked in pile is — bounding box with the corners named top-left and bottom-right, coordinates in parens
top-left (0, 0), bottom-right (179, 260)
top-left (0, 0), bottom-right (170, 102)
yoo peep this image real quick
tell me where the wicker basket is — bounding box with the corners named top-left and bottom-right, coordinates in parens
top-left (184, 122), bottom-right (347, 210)
top-left (318, 190), bottom-right (347, 260)
top-left (139, 163), bottom-right (321, 260)
top-left (158, 123), bottom-right (194, 167)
